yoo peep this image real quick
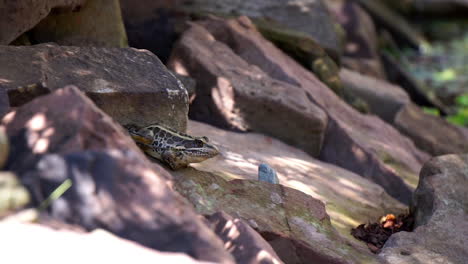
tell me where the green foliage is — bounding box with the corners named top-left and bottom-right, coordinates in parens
top-left (446, 94), bottom-right (468, 126)
top-left (422, 107), bottom-right (440, 116)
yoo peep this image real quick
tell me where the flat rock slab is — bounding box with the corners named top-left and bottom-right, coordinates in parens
top-left (1, 86), bottom-right (234, 263)
top-left (0, 222), bottom-right (212, 264)
top-left (169, 22), bottom-right (327, 157)
top-left (0, 0), bottom-right (86, 44)
top-left (380, 154), bottom-right (468, 263)
top-left (0, 44), bottom-right (188, 131)
top-left (187, 120), bottom-right (407, 239)
top-left (170, 17), bottom-right (430, 203)
top-left (173, 168), bottom-right (383, 264)
top-left (340, 69), bottom-right (410, 122)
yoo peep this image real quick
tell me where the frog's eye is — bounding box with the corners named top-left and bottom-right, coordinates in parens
top-left (195, 139), bottom-right (205, 148)
top-left (201, 136), bottom-right (209, 142)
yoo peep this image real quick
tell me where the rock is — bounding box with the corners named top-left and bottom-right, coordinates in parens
top-left (340, 69), bottom-right (410, 122)
top-left (206, 211), bottom-right (284, 264)
top-left (187, 120), bottom-right (407, 239)
top-left (0, 88), bottom-right (10, 119)
top-left (29, 0), bottom-right (128, 47)
top-left (177, 0), bottom-right (342, 60)
top-left (0, 44), bottom-right (188, 131)
top-left (394, 103), bottom-right (468, 156)
top-left (383, 0), bottom-right (468, 15)
top-left (2, 86), bottom-right (235, 263)
top-left (325, 0), bottom-right (386, 79)
top-left (0, 0), bottom-right (86, 44)
top-left (168, 22), bottom-right (328, 157)
top-left (253, 19), bottom-right (344, 97)
top-left (354, 0), bottom-right (428, 49)
top-left (172, 71), bottom-right (196, 100)
top-left (0, 172), bottom-right (30, 217)
top-left (0, 222), bottom-right (213, 264)
top-left (0, 126), bottom-right (9, 169)
top-left (380, 154), bottom-right (468, 263)
top-left (173, 168), bottom-right (384, 264)
top-left (171, 17), bottom-right (429, 203)
top-left (258, 164), bottom-right (279, 184)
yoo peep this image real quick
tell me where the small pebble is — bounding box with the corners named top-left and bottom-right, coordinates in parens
top-left (258, 163), bottom-right (279, 184)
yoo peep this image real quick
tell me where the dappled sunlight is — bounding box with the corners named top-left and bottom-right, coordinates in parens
top-left (256, 250), bottom-right (281, 264)
top-left (170, 59), bottom-right (189, 76)
top-left (23, 113), bottom-right (55, 154)
top-left (189, 121), bottom-right (407, 234)
top-left (73, 69), bottom-right (93, 76)
top-left (0, 78), bottom-right (12, 84)
top-left (2, 111), bottom-right (16, 125)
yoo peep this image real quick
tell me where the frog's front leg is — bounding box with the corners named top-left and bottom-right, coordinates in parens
top-left (161, 149), bottom-right (189, 170)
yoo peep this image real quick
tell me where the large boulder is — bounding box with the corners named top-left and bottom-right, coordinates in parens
top-left (169, 17), bottom-right (430, 203)
top-left (173, 169), bottom-right (384, 264)
top-left (380, 154), bottom-right (468, 263)
top-left (1, 86), bottom-right (234, 263)
top-left (29, 0), bottom-right (128, 47)
top-left (0, 0), bottom-right (86, 45)
top-left (0, 222), bottom-right (212, 264)
top-left (168, 23), bottom-right (328, 157)
top-left (187, 120), bottom-right (407, 238)
top-left (0, 44), bottom-right (188, 131)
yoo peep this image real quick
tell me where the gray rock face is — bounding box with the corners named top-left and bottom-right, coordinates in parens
top-left (168, 23), bottom-right (328, 157)
top-left (380, 154), bottom-right (468, 264)
top-left (178, 0), bottom-right (342, 60)
top-left (0, 0), bottom-right (86, 44)
top-left (206, 211), bottom-right (284, 264)
top-left (2, 86), bottom-right (234, 263)
top-left (0, 44), bottom-right (188, 131)
top-left (177, 17), bottom-right (429, 203)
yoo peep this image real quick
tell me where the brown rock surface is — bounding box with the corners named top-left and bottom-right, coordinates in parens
top-left (0, 0), bottom-right (86, 44)
top-left (0, 222), bottom-right (213, 264)
top-left (168, 23), bottom-right (328, 157)
top-left (187, 120), bottom-right (407, 238)
top-left (380, 154), bottom-right (468, 263)
top-left (206, 211), bottom-right (283, 264)
top-left (1, 86), bottom-right (234, 263)
top-left (29, 0), bottom-right (128, 47)
top-left (173, 169), bottom-right (383, 264)
top-left (0, 44), bottom-right (188, 131)
top-left (170, 17), bottom-right (430, 203)
top-left (395, 103), bottom-right (468, 156)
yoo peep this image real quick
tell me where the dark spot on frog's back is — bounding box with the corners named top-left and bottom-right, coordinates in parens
top-left (152, 126), bottom-right (161, 134)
